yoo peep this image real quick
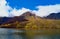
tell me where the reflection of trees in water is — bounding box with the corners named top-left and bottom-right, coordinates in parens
top-left (0, 31), bottom-right (60, 39)
top-left (11, 32), bottom-right (29, 39)
top-left (20, 32), bottom-right (27, 39)
top-left (7, 32), bottom-right (26, 39)
top-left (19, 32), bottom-right (34, 39)
top-left (25, 31), bottom-right (37, 39)
top-left (12, 29), bottom-right (36, 39)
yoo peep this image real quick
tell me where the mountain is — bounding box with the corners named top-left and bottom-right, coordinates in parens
top-left (0, 12), bottom-right (33, 24)
top-left (21, 12), bottom-right (36, 17)
top-left (45, 12), bottom-right (60, 19)
top-left (0, 12), bottom-right (38, 28)
top-left (0, 12), bottom-right (60, 30)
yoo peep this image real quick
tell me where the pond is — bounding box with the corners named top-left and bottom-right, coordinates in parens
top-left (0, 28), bottom-right (60, 39)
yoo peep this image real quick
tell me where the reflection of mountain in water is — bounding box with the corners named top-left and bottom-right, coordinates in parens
top-left (0, 28), bottom-right (60, 39)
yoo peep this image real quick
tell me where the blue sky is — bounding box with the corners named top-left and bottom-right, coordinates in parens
top-left (6, 0), bottom-right (60, 10)
top-left (0, 0), bottom-right (60, 17)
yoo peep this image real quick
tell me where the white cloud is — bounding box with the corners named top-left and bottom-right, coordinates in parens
top-left (33, 4), bottom-right (60, 17)
top-left (0, 0), bottom-right (60, 17)
top-left (10, 8), bottom-right (31, 16)
top-left (0, 0), bottom-right (31, 17)
top-left (0, 0), bottom-right (12, 17)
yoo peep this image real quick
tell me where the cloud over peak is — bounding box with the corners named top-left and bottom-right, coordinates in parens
top-left (0, 0), bottom-right (60, 17)
top-left (33, 4), bottom-right (60, 17)
top-left (0, 0), bottom-right (31, 17)
top-left (10, 8), bottom-right (31, 16)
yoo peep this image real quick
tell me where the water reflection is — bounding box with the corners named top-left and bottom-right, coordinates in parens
top-left (0, 28), bottom-right (60, 39)
top-left (34, 35), bottom-right (60, 39)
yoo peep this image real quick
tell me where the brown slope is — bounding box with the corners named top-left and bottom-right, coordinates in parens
top-left (0, 11), bottom-right (40, 28)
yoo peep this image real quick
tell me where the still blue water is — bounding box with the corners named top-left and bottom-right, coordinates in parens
top-left (0, 28), bottom-right (60, 39)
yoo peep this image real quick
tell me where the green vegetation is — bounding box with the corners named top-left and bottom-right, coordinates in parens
top-left (0, 16), bottom-right (60, 34)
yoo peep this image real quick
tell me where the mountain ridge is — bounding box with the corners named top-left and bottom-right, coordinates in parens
top-left (0, 12), bottom-right (60, 28)
top-left (45, 12), bottom-right (60, 19)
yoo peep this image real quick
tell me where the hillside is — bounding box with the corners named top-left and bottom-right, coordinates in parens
top-left (0, 12), bottom-right (60, 31)
top-left (45, 12), bottom-right (60, 19)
